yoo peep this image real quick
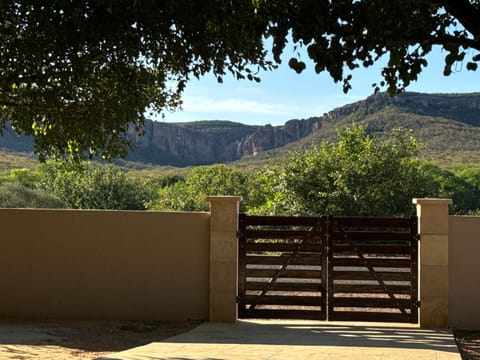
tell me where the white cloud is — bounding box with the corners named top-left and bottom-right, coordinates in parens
top-left (182, 95), bottom-right (301, 116)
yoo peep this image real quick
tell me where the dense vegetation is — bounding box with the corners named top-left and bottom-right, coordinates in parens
top-left (1, 126), bottom-right (479, 216)
top-left (0, 163), bottom-right (149, 210)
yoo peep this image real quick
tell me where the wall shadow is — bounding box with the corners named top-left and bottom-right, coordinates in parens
top-left (165, 320), bottom-right (458, 353)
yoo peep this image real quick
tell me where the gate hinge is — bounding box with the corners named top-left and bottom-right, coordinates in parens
top-left (413, 233), bottom-right (421, 241)
top-left (236, 296), bottom-right (241, 304)
top-left (236, 230), bottom-right (244, 239)
top-left (414, 300), bottom-right (421, 308)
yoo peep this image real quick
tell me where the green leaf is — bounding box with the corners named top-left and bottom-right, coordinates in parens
top-left (466, 62), bottom-right (478, 71)
top-left (288, 58), bottom-right (306, 74)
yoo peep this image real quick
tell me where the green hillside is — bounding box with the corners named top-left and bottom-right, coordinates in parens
top-left (175, 120), bottom-right (258, 139)
top-left (0, 150), bottom-right (37, 171)
top-left (2, 92), bottom-right (480, 169)
top-left (236, 94), bottom-right (480, 168)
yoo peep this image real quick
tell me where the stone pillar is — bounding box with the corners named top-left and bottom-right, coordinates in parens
top-left (207, 196), bottom-right (242, 322)
top-left (413, 198), bottom-right (452, 328)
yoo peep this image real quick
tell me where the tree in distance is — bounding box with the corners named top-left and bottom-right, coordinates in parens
top-left (267, 125), bottom-right (429, 216)
top-left (1, 1), bottom-right (479, 159)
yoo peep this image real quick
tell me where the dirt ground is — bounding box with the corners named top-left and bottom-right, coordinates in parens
top-left (0, 319), bottom-right (479, 360)
top-left (0, 319), bottom-right (202, 360)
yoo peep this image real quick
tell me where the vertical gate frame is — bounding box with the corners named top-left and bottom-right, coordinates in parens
top-left (410, 216), bottom-right (419, 324)
top-left (237, 214), bottom-right (247, 318)
top-left (320, 216), bottom-right (329, 320)
top-left (325, 215), bottom-right (334, 321)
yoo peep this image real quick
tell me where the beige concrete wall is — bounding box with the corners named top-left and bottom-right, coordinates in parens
top-left (449, 216), bottom-right (480, 329)
top-left (0, 209), bottom-right (210, 321)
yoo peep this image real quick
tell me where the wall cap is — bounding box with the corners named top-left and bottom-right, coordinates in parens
top-left (412, 198), bottom-right (453, 206)
top-left (207, 196), bottom-right (243, 203)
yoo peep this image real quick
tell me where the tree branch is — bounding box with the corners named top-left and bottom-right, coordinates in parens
top-left (441, 0), bottom-right (480, 41)
top-left (433, 33), bottom-right (480, 51)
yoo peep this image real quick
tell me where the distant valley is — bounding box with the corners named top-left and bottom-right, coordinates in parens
top-left (2, 92), bottom-right (480, 167)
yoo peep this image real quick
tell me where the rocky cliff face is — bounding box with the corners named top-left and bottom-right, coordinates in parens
top-left (343, 92), bottom-right (480, 126)
top-left (392, 92), bottom-right (480, 126)
top-left (129, 121), bottom-right (218, 165)
top-left (234, 117), bottom-right (326, 156)
top-left (2, 92), bottom-right (480, 166)
top-left (128, 116), bottom-right (330, 165)
top-left (126, 91), bottom-right (480, 166)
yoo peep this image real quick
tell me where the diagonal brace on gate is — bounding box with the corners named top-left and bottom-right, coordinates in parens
top-left (328, 216), bottom-right (414, 319)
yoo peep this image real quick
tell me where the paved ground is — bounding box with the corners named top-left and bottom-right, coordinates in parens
top-left (97, 320), bottom-right (461, 360)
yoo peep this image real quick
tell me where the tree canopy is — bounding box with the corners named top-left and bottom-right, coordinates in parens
top-left (272, 0), bottom-right (480, 93)
top-left (261, 126), bottom-right (429, 216)
top-left (148, 164), bottom-right (253, 212)
top-left (1, 1), bottom-right (479, 159)
top-left (0, 1), bottom-right (273, 160)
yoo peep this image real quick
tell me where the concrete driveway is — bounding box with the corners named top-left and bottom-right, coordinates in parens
top-left (97, 319), bottom-right (460, 360)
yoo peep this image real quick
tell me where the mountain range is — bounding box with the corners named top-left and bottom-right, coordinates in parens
top-left (2, 92), bottom-right (480, 167)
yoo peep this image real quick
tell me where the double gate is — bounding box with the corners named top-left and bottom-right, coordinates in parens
top-left (237, 214), bottom-right (419, 323)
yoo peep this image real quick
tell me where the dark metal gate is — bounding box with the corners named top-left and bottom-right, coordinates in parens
top-left (238, 214), bottom-right (419, 323)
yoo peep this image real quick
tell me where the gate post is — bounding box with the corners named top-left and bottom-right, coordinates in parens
top-left (207, 196), bottom-right (242, 322)
top-left (413, 198), bottom-right (452, 328)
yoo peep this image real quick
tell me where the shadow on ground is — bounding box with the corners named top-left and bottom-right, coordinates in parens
top-left (0, 319), bottom-right (201, 352)
top-left (165, 320), bottom-right (458, 353)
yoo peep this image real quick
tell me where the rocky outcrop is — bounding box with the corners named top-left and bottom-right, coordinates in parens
top-left (95, 92), bottom-right (480, 166)
top-left (3, 92), bottom-right (480, 166)
top-left (126, 116), bottom-right (331, 165)
top-left (392, 92), bottom-right (480, 126)
top-left (234, 117), bottom-right (326, 156)
top-left (128, 121), bottom-right (218, 165)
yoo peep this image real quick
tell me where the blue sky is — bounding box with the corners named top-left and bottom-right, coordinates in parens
top-left (161, 46), bottom-right (479, 126)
